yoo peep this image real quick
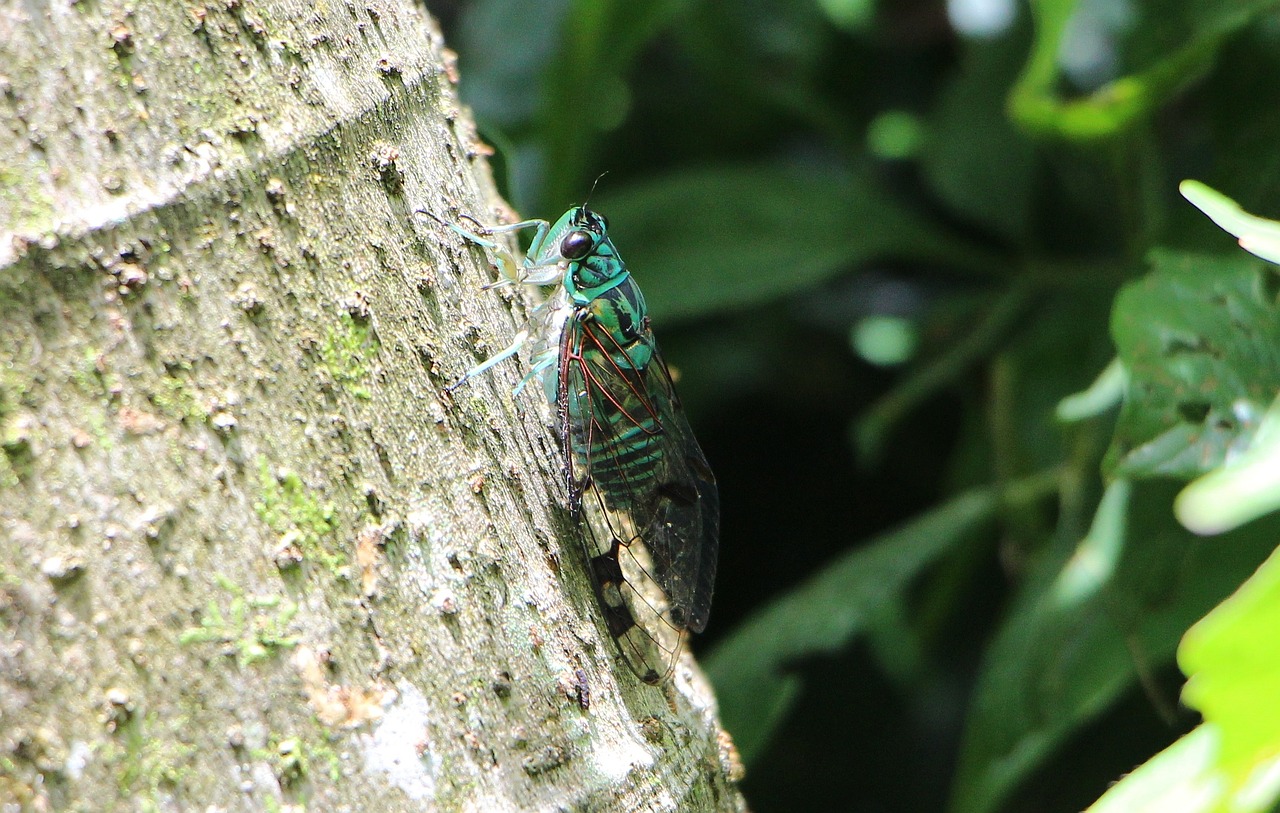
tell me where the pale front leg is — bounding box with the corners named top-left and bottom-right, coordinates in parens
top-left (512, 348), bottom-right (558, 398)
top-left (419, 210), bottom-right (563, 393)
top-left (446, 328), bottom-right (531, 393)
top-left (461, 218), bottom-right (563, 288)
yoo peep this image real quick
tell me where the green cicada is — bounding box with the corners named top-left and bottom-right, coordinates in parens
top-left (428, 204), bottom-right (719, 684)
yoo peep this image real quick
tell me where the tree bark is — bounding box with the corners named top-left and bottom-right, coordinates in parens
top-left (0, 1), bottom-right (743, 810)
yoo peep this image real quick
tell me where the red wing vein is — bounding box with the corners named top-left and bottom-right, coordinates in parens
top-left (580, 321), bottom-right (663, 428)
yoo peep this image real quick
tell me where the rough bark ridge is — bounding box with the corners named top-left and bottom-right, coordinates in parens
top-left (0, 1), bottom-right (744, 810)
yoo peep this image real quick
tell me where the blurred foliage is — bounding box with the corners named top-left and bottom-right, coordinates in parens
top-left (1090, 541), bottom-right (1280, 813)
top-left (428, 0), bottom-right (1280, 810)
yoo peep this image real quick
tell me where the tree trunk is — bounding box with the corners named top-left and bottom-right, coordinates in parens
top-left (0, 1), bottom-right (743, 810)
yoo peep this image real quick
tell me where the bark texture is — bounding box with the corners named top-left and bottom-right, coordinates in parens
top-left (0, 1), bottom-right (744, 810)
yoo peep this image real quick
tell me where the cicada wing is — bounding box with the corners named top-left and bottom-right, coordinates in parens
top-left (560, 316), bottom-right (720, 659)
top-left (557, 322), bottom-right (689, 683)
top-left (639, 345), bottom-right (720, 633)
top-left (575, 487), bottom-right (686, 684)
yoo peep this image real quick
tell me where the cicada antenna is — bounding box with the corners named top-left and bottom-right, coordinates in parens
top-left (583, 171), bottom-right (610, 211)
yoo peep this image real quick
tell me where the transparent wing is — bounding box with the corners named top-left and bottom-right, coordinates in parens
top-left (558, 315), bottom-right (719, 682)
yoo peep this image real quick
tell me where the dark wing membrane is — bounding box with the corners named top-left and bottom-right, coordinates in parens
top-left (559, 316), bottom-right (720, 643)
top-left (640, 343), bottom-right (720, 633)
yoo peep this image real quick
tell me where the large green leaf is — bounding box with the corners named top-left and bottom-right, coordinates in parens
top-left (948, 480), bottom-right (1277, 813)
top-left (1105, 249), bottom-right (1280, 479)
top-left (1083, 727), bottom-right (1221, 813)
top-left (601, 163), bottom-right (990, 322)
top-left (920, 19), bottom-right (1035, 241)
top-left (1087, 544), bottom-right (1280, 813)
top-left (1178, 543), bottom-right (1280, 806)
top-left (705, 485), bottom-right (1008, 765)
top-left (1156, 184), bottom-right (1280, 535)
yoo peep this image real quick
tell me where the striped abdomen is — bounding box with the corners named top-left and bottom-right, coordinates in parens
top-left (565, 279), bottom-right (664, 512)
top-left (577, 362), bottom-right (663, 509)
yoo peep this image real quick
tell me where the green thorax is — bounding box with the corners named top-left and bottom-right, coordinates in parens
top-left (542, 207), bottom-right (653, 371)
top-left (531, 207), bottom-right (628, 302)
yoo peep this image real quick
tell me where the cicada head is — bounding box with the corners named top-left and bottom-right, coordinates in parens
top-left (552, 206), bottom-right (625, 296)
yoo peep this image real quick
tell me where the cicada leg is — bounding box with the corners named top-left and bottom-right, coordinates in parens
top-left (417, 210), bottom-right (559, 287)
top-left (423, 210), bottom-right (564, 394)
top-left (512, 348), bottom-right (558, 398)
top-left (445, 327), bottom-right (531, 393)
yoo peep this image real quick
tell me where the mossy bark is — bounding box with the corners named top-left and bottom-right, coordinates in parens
top-left (0, 1), bottom-right (743, 810)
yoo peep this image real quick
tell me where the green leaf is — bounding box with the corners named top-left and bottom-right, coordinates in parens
top-left (1179, 544), bottom-right (1280, 806)
top-left (601, 163), bottom-right (989, 322)
top-left (1084, 726), bottom-right (1220, 813)
top-left (920, 21), bottom-right (1035, 240)
top-left (1088, 544), bottom-right (1280, 813)
top-left (705, 484), bottom-right (1008, 764)
top-left (1181, 180), bottom-right (1280, 265)
top-left (948, 481), bottom-right (1277, 813)
top-left (1105, 249), bottom-right (1280, 479)
top-left (1175, 395), bottom-right (1280, 535)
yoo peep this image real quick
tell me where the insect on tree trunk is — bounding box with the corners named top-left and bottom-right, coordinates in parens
top-left (0, 1), bottom-right (744, 810)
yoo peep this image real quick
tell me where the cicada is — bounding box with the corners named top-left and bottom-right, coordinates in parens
top-left (428, 204), bottom-right (719, 684)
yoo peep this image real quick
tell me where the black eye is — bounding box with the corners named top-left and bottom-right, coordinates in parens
top-left (560, 230), bottom-right (593, 260)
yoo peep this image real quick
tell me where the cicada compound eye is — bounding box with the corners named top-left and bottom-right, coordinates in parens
top-left (560, 229), bottom-right (594, 260)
